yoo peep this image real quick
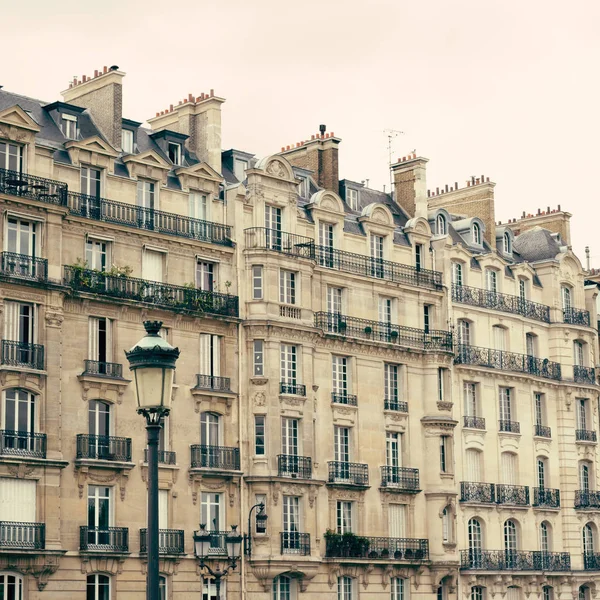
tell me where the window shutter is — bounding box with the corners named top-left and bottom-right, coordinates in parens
top-left (212, 336), bottom-right (221, 377)
top-left (105, 319), bottom-right (113, 362)
top-left (158, 489), bottom-right (168, 530)
top-left (388, 504), bottom-right (406, 538)
top-left (199, 334), bottom-right (211, 376)
top-left (4, 301), bottom-right (19, 340)
top-left (142, 250), bottom-right (163, 282)
top-left (89, 318), bottom-right (99, 361)
top-left (0, 478), bottom-right (36, 521)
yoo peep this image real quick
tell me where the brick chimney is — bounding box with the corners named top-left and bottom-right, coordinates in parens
top-left (61, 66), bottom-right (125, 149)
top-left (500, 206), bottom-right (572, 246)
top-left (390, 155), bottom-right (428, 219)
top-left (280, 128), bottom-right (340, 193)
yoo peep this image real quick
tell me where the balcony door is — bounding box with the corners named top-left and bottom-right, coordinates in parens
top-left (580, 463), bottom-right (590, 492)
top-left (89, 317), bottom-right (112, 371)
top-left (3, 389), bottom-right (36, 452)
top-left (281, 417), bottom-right (299, 476)
top-left (6, 217), bottom-right (37, 260)
top-left (87, 485), bottom-right (111, 546)
top-left (199, 334), bottom-right (221, 380)
top-left (80, 166), bottom-right (101, 218)
top-left (499, 388), bottom-right (513, 425)
top-left (136, 180), bottom-right (155, 229)
top-left (319, 222), bottom-right (334, 267)
top-left (332, 356), bottom-right (349, 397)
top-left (0, 478), bottom-right (36, 548)
top-left (504, 520), bottom-right (518, 567)
top-left (201, 492), bottom-right (224, 553)
top-left (370, 234), bottom-right (384, 278)
top-left (333, 426), bottom-right (351, 480)
top-left (0, 141), bottom-right (23, 172)
top-left (4, 301), bottom-right (36, 366)
top-left (468, 518), bottom-right (483, 565)
top-left (265, 205), bottom-right (282, 250)
top-left (282, 495), bottom-right (300, 549)
top-left (327, 286), bottom-right (342, 316)
top-left (501, 453), bottom-right (518, 485)
top-left (280, 345), bottom-right (298, 388)
top-left (88, 400), bottom-right (111, 459)
top-left (200, 412), bottom-right (221, 468)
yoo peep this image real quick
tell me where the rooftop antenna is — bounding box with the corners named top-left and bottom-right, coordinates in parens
top-left (586, 246), bottom-right (591, 271)
top-left (384, 129), bottom-right (404, 189)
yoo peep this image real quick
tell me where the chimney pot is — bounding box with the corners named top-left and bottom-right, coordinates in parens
top-left (331, 132), bottom-right (334, 137)
top-left (286, 145), bottom-right (290, 150)
top-left (412, 153), bottom-right (416, 159)
top-left (428, 190), bottom-right (431, 197)
top-left (210, 89), bottom-right (214, 97)
top-left (188, 93), bottom-right (193, 101)
top-left (467, 181), bottom-right (471, 187)
top-left (103, 66), bottom-right (108, 73)
top-left (436, 187), bottom-right (440, 194)
top-left (170, 104), bottom-right (173, 111)
top-left (94, 70), bottom-right (98, 77)
top-left (455, 182), bottom-right (458, 189)
top-left (69, 83), bottom-right (73, 89)
top-left (486, 177), bottom-right (490, 182)
top-left (558, 204), bottom-right (561, 210)
top-left (445, 184), bottom-right (449, 192)
top-left (311, 135), bottom-right (315, 140)
top-left (281, 147), bottom-right (285, 152)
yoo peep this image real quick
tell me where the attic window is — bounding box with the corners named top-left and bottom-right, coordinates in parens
top-left (61, 114), bottom-right (78, 140)
top-left (234, 159), bottom-right (248, 181)
top-left (472, 222), bottom-right (482, 245)
top-left (122, 129), bottom-right (134, 154)
top-left (503, 232), bottom-right (512, 254)
top-left (298, 176), bottom-right (309, 198)
top-left (436, 214), bottom-right (447, 235)
top-left (168, 142), bottom-right (182, 166)
top-left (346, 188), bottom-right (358, 210)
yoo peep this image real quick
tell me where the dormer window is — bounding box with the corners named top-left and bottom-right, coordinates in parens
top-left (122, 129), bottom-right (134, 154)
top-left (298, 176), bottom-right (310, 198)
top-left (503, 232), bottom-right (512, 254)
top-left (472, 222), bottom-right (481, 245)
top-left (436, 214), bottom-right (447, 235)
top-left (234, 159), bottom-right (248, 181)
top-left (346, 188), bottom-right (358, 210)
top-left (168, 142), bottom-right (181, 166)
top-left (61, 114), bottom-right (78, 140)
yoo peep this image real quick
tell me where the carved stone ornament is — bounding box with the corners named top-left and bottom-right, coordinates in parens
top-left (266, 160), bottom-right (287, 178)
top-left (0, 553), bottom-right (62, 591)
top-left (44, 310), bottom-right (64, 328)
top-left (76, 466), bottom-right (131, 500)
top-left (140, 557), bottom-right (180, 576)
top-left (80, 555), bottom-right (124, 576)
top-left (252, 392), bottom-right (266, 407)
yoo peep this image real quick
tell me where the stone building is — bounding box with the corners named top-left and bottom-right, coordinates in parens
top-left (0, 66), bottom-right (597, 600)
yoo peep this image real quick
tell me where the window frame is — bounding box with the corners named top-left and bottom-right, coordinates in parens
top-left (254, 415), bottom-right (266, 456)
top-left (253, 340), bottom-right (264, 376)
top-left (252, 266), bottom-right (263, 300)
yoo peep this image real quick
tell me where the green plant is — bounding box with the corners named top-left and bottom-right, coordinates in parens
top-left (325, 530), bottom-right (370, 558)
top-left (106, 263), bottom-right (133, 277)
top-left (364, 326), bottom-right (373, 335)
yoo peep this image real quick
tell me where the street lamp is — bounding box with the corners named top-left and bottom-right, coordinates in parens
top-left (245, 502), bottom-right (268, 557)
top-left (194, 525), bottom-right (242, 600)
top-left (125, 321), bottom-right (180, 600)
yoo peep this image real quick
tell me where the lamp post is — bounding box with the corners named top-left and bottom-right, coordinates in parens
top-left (194, 525), bottom-right (242, 600)
top-left (245, 502), bottom-right (268, 557)
top-left (125, 321), bottom-right (180, 600)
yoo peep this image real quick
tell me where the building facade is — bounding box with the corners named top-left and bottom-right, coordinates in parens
top-left (0, 67), bottom-right (597, 600)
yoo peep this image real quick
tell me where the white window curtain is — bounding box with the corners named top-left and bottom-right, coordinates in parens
top-left (0, 478), bottom-right (36, 521)
top-left (88, 317), bottom-right (112, 362)
top-left (4, 301), bottom-right (35, 343)
top-left (388, 504), bottom-right (406, 538)
top-left (158, 489), bottom-right (168, 530)
top-left (142, 249), bottom-right (164, 282)
top-left (199, 334), bottom-right (221, 377)
top-left (466, 450), bottom-right (481, 482)
top-left (501, 453), bottom-right (518, 485)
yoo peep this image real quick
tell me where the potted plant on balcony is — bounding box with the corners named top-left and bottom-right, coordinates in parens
top-left (380, 548), bottom-right (390, 559)
top-left (364, 325), bottom-right (373, 336)
top-left (394, 549), bottom-right (403, 559)
top-left (337, 319), bottom-right (347, 334)
top-left (389, 330), bottom-right (399, 342)
top-left (368, 549), bottom-right (379, 559)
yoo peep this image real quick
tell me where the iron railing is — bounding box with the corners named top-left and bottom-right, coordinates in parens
top-left (328, 461), bottom-right (369, 486)
top-left (455, 344), bottom-right (561, 380)
top-left (315, 312), bottom-right (453, 351)
top-left (0, 167), bottom-right (68, 205)
top-left (380, 466), bottom-right (420, 491)
top-left (281, 532), bottom-right (311, 555)
top-left (76, 434), bottom-right (132, 462)
top-left (140, 528), bottom-right (184, 554)
top-left (0, 252), bottom-right (48, 283)
top-left (496, 484), bottom-right (529, 506)
top-left (576, 429), bottom-right (597, 442)
top-left (534, 424), bottom-right (551, 438)
top-left (68, 192), bottom-right (232, 246)
top-left (331, 392), bottom-right (358, 406)
top-left (83, 360), bottom-right (123, 378)
top-left (195, 374), bottom-right (231, 392)
top-left (533, 487), bottom-right (560, 508)
top-left (460, 550), bottom-right (570, 571)
top-left (575, 490), bottom-right (600, 509)
top-left (80, 526), bottom-right (128, 552)
top-left (325, 535), bottom-right (428, 560)
top-left (584, 553), bottom-right (600, 570)
top-left (244, 227), bottom-right (315, 258)
top-left (574, 366), bottom-right (597, 385)
top-left (144, 449), bottom-right (177, 465)
top-left (277, 455), bottom-right (312, 479)
top-left (64, 266), bottom-right (239, 318)
top-left (460, 482), bottom-right (496, 504)
top-left (464, 416), bottom-right (485, 429)
top-left (1, 340), bottom-right (44, 370)
top-left (0, 430), bottom-right (46, 458)
top-left (564, 307), bottom-right (590, 327)
top-left (190, 445), bottom-right (240, 470)
top-left (452, 284), bottom-right (550, 323)
top-left (499, 420), bottom-right (521, 434)
top-left (384, 399), bottom-right (409, 413)
top-left (0, 522), bottom-right (45, 549)
top-left (280, 382), bottom-right (306, 396)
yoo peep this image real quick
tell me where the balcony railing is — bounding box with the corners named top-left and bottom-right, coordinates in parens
top-left (331, 392), bottom-right (358, 406)
top-left (80, 526), bottom-right (128, 552)
top-left (460, 550), bottom-right (571, 571)
top-left (280, 382), bottom-right (306, 396)
top-left (281, 532), bottom-right (311, 555)
top-left (0, 430), bottom-right (46, 459)
top-left (76, 434), bottom-right (132, 462)
top-left (384, 399), bottom-right (408, 413)
top-left (328, 461), bottom-right (369, 486)
top-left (576, 429), bottom-right (597, 442)
top-left (325, 534), bottom-right (429, 560)
top-left (140, 528), bottom-right (184, 554)
top-left (464, 416), bottom-right (485, 429)
top-left (144, 449), bottom-right (177, 465)
top-left (574, 365), bottom-right (597, 385)
top-left (244, 227), bottom-right (315, 258)
top-left (533, 487), bottom-right (560, 508)
top-left (315, 312), bottom-right (453, 351)
top-left (190, 445), bottom-right (240, 470)
top-left (575, 490), bottom-right (600, 509)
top-left (496, 484), bottom-right (529, 506)
top-left (534, 424), bottom-right (551, 438)
top-left (68, 192), bottom-right (232, 246)
top-left (83, 360), bottom-right (123, 378)
top-left (0, 167), bottom-right (68, 205)
top-left (460, 482), bottom-right (496, 504)
top-left (1, 340), bottom-right (44, 370)
top-left (64, 266), bottom-right (239, 318)
top-left (455, 344), bottom-right (561, 380)
top-left (0, 521), bottom-right (45, 549)
top-left (452, 284), bottom-right (550, 323)
top-left (0, 252), bottom-right (48, 283)
top-left (584, 553), bottom-right (600, 570)
top-left (380, 466), bottom-right (420, 492)
top-left (564, 307), bottom-right (590, 327)
top-left (277, 455), bottom-right (312, 479)
top-left (195, 374), bottom-right (231, 392)
top-left (499, 420), bottom-right (520, 434)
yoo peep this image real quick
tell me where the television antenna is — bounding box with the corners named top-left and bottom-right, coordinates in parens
top-left (384, 129), bottom-right (404, 188)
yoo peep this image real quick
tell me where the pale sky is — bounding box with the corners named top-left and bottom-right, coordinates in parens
top-left (3, 0), bottom-right (599, 263)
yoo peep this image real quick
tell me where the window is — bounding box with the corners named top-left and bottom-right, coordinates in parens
top-left (190, 191), bottom-right (209, 221)
top-left (319, 222), bottom-right (334, 249)
top-left (580, 462), bottom-right (591, 491)
top-left (423, 304), bottom-right (431, 333)
top-left (337, 500), bottom-right (354, 533)
top-left (282, 495), bottom-right (300, 551)
top-left (501, 452), bottom-right (518, 484)
top-left (0, 478), bottom-right (36, 524)
top-left (233, 158), bottom-right (248, 181)
top-left (200, 412), bottom-right (220, 447)
top-left (574, 341), bottom-right (585, 366)
top-left (503, 232), bottom-right (512, 254)
top-left (583, 523), bottom-right (594, 554)
top-left (122, 128), bottom-right (134, 153)
top-left (6, 217), bottom-right (37, 259)
top-left (87, 574), bottom-right (110, 600)
top-left (370, 234), bottom-right (384, 262)
top-left (577, 399), bottom-right (589, 430)
top-left (88, 401), bottom-right (111, 458)
top-left (328, 286), bottom-right (343, 315)
top-left (338, 576), bottom-right (354, 600)
top-left (0, 141), bottom-right (23, 172)
top-left (81, 166), bottom-right (101, 198)
top-left (468, 518), bottom-right (482, 551)
top-left (254, 415), bottom-right (265, 456)
top-left (472, 222), bottom-right (481, 245)
top-left (485, 268), bottom-right (497, 293)
top-left (499, 388), bottom-right (513, 424)
top-left (346, 188), bottom-right (358, 210)
top-left (280, 270), bottom-right (297, 304)
top-left (507, 589), bottom-right (520, 600)
top-left (384, 364), bottom-right (400, 405)
top-left (379, 297), bottom-right (393, 324)
top-left (391, 578), bottom-right (407, 600)
top-left (526, 333), bottom-right (536, 357)
top-left (136, 180), bottom-right (155, 219)
top-left (142, 249), bottom-right (164, 283)
top-left (537, 457), bottom-right (547, 488)
top-left (85, 238), bottom-right (108, 271)
top-left (281, 417), bottom-right (299, 457)
top-left (159, 575), bottom-right (167, 600)
top-left (458, 320), bottom-right (471, 345)
top-left (253, 340), bottom-right (264, 376)
top-left (534, 393), bottom-right (545, 428)
top-left (580, 587), bottom-right (590, 600)
top-left (466, 449), bottom-right (482, 482)
top-left (493, 325), bottom-right (506, 351)
top-left (202, 578), bottom-right (221, 600)
top-left (542, 587), bottom-right (553, 600)
top-left (334, 426), bottom-right (351, 463)
top-left (168, 142), bottom-right (181, 165)
top-left (519, 279), bottom-right (527, 301)
top-left (201, 492), bottom-right (223, 534)
top-left (504, 519), bottom-right (518, 559)
top-left (389, 504), bottom-right (406, 538)
top-left (61, 113), bottom-right (78, 139)
top-left (471, 587), bottom-right (484, 600)
top-left (196, 260), bottom-right (215, 291)
top-left (440, 437), bottom-right (451, 473)
top-left (442, 506), bottom-right (451, 543)
top-left (89, 317), bottom-right (112, 368)
top-left (280, 344), bottom-right (299, 387)
top-left (464, 383), bottom-right (478, 417)
top-left (561, 285), bottom-right (572, 311)
top-left (298, 176), bottom-right (310, 198)
top-left (415, 243), bottom-right (423, 271)
top-left (272, 575), bottom-right (292, 600)
top-left (452, 262), bottom-right (463, 286)
top-left (386, 431), bottom-right (401, 468)
top-left (332, 356), bottom-right (350, 397)
top-left (252, 266), bottom-right (263, 300)
top-left (2, 390), bottom-right (37, 448)
top-left (199, 334), bottom-right (221, 378)
top-left (4, 301), bottom-right (36, 363)
top-left (540, 521), bottom-right (551, 551)
top-left (87, 486), bottom-right (111, 546)
top-left (436, 214), bottom-right (447, 235)
top-left (255, 494), bottom-right (267, 533)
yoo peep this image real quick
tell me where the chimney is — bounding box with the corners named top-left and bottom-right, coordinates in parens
top-left (501, 206), bottom-right (572, 246)
top-left (390, 156), bottom-right (429, 219)
top-left (61, 66), bottom-right (125, 149)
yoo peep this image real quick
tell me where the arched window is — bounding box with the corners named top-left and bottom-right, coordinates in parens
top-left (583, 523), bottom-right (595, 555)
top-left (87, 574), bottom-right (110, 600)
top-left (472, 222), bottom-right (482, 245)
top-left (503, 232), bottom-right (512, 254)
top-left (391, 578), bottom-right (407, 600)
top-left (436, 214), bottom-right (447, 235)
top-left (0, 573), bottom-right (24, 600)
top-left (468, 518), bottom-right (483, 552)
top-left (507, 588), bottom-right (520, 600)
top-left (579, 586), bottom-right (590, 600)
top-left (273, 575), bottom-right (292, 600)
top-left (540, 521), bottom-right (552, 552)
top-left (159, 575), bottom-right (167, 600)
top-left (2, 389), bottom-right (37, 454)
top-left (337, 576), bottom-right (354, 600)
top-left (471, 586), bottom-right (485, 600)
top-left (504, 519), bottom-right (518, 566)
top-left (200, 412), bottom-right (221, 446)
top-left (452, 262), bottom-right (463, 286)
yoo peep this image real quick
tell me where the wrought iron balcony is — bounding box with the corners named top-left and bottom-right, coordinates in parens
top-left (0, 167), bottom-right (68, 205)
top-left (380, 466), bottom-right (420, 492)
top-left (499, 420), bottom-right (520, 434)
top-left (277, 455), bottom-right (312, 479)
top-left (331, 392), bottom-right (358, 406)
top-left (455, 344), bottom-right (561, 380)
top-left (460, 550), bottom-right (570, 571)
top-left (64, 266), bottom-right (239, 318)
top-left (195, 374), bottom-right (231, 392)
top-left (328, 461), bottom-right (369, 486)
top-left (575, 490), bottom-right (600, 509)
top-left (76, 434), bottom-right (132, 462)
top-left (140, 528), bottom-right (184, 554)
top-left (0, 521), bottom-right (45, 549)
top-left (1, 340), bottom-right (44, 370)
top-left (244, 227), bottom-right (315, 258)
top-left (463, 416), bottom-right (485, 429)
top-left (281, 532), bottom-right (311, 555)
top-left (80, 526), bottom-right (128, 552)
top-left (280, 382), bottom-right (306, 396)
top-left (533, 487), bottom-right (560, 508)
top-left (460, 482), bottom-right (495, 504)
top-left (584, 552), bottom-right (600, 570)
top-left (68, 192), bottom-right (232, 246)
top-left (0, 252), bottom-right (48, 283)
top-left (324, 533), bottom-right (428, 560)
top-left (564, 307), bottom-right (590, 326)
top-left (496, 484), bottom-right (529, 506)
top-left (190, 445), bottom-right (240, 470)
top-left (83, 360), bottom-right (123, 378)
top-left (384, 399), bottom-right (408, 413)
top-left (534, 424), bottom-right (551, 438)
top-left (574, 365), bottom-right (597, 385)
top-left (452, 283), bottom-right (550, 323)
top-left (315, 312), bottom-right (453, 351)
top-left (144, 449), bottom-right (177, 465)
top-left (576, 429), bottom-right (597, 442)
top-left (0, 430), bottom-right (46, 459)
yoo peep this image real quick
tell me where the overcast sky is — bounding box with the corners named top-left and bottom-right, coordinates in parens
top-left (3, 0), bottom-right (599, 264)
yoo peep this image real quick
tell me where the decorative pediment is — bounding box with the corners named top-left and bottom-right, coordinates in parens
top-left (253, 155), bottom-right (296, 183)
top-left (404, 216), bottom-right (432, 238)
top-left (175, 162), bottom-right (222, 192)
top-left (0, 105), bottom-right (41, 132)
top-left (360, 202), bottom-right (395, 228)
top-left (308, 190), bottom-right (345, 214)
top-left (123, 150), bottom-right (171, 183)
top-left (75, 464), bottom-right (134, 500)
